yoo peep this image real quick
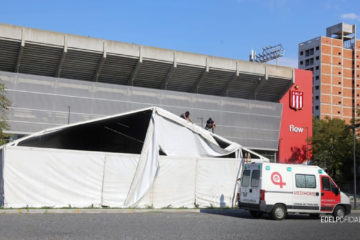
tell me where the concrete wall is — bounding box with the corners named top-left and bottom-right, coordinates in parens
top-left (0, 71), bottom-right (282, 151)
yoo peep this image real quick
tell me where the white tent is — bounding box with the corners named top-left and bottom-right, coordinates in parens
top-left (0, 107), bottom-right (267, 208)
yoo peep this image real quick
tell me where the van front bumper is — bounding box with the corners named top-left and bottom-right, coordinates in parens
top-left (239, 201), bottom-right (272, 213)
top-left (343, 204), bottom-right (351, 215)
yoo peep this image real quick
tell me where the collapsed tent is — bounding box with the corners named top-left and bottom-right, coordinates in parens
top-left (0, 107), bottom-right (268, 208)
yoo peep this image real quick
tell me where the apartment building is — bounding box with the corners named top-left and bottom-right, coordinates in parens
top-left (298, 23), bottom-right (359, 123)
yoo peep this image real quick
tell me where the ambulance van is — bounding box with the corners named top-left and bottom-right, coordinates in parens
top-left (238, 162), bottom-right (351, 220)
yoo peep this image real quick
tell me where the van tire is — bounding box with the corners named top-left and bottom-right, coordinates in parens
top-left (271, 204), bottom-right (286, 220)
top-left (249, 210), bottom-right (263, 218)
top-left (333, 206), bottom-right (345, 218)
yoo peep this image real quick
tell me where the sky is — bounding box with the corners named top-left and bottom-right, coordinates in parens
top-left (1, 0), bottom-right (360, 68)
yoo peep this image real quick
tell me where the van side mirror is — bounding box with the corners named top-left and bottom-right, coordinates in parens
top-left (333, 188), bottom-right (339, 196)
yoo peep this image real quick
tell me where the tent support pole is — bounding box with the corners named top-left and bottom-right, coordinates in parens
top-left (100, 156), bottom-right (107, 207)
top-left (194, 157), bottom-right (199, 208)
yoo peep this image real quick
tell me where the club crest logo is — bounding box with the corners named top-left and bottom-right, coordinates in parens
top-left (289, 86), bottom-right (303, 111)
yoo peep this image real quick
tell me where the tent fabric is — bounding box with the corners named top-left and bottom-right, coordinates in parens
top-left (1, 107), bottom-right (268, 208)
top-left (4, 147), bottom-right (105, 208)
top-left (3, 147), bottom-right (242, 208)
top-left (124, 108), bottom-right (242, 206)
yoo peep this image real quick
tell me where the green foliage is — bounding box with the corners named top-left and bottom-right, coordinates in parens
top-left (311, 117), bottom-right (353, 185)
top-left (0, 83), bottom-right (10, 145)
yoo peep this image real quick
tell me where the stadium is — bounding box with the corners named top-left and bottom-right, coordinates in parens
top-left (0, 23), bottom-right (312, 162)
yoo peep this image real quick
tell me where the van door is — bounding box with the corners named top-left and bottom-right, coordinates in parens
top-left (240, 169), bottom-right (252, 204)
top-left (240, 169), bottom-right (261, 205)
top-left (320, 175), bottom-right (341, 212)
top-left (250, 169), bottom-right (261, 204)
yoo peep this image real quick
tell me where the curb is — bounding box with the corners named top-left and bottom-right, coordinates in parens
top-left (0, 208), bottom-right (359, 214)
top-left (0, 208), bottom-right (202, 214)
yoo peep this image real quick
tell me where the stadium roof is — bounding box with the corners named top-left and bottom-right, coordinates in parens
top-left (0, 23), bottom-right (294, 102)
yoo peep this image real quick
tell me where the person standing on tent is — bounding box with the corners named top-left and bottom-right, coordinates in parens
top-left (205, 118), bottom-right (216, 133)
top-left (180, 111), bottom-right (192, 122)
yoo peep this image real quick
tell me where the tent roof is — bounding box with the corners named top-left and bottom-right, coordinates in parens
top-left (6, 106), bottom-right (267, 160)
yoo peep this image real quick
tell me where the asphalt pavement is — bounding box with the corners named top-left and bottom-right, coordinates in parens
top-left (0, 211), bottom-right (359, 240)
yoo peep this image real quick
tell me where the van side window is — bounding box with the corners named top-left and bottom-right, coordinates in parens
top-left (251, 170), bottom-right (260, 187)
top-left (330, 180), bottom-right (337, 191)
top-left (295, 174), bottom-right (316, 188)
top-left (322, 177), bottom-right (331, 191)
top-left (330, 180), bottom-right (338, 194)
top-left (241, 170), bottom-right (251, 187)
top-left (305, 175), bottom-right (316, 188)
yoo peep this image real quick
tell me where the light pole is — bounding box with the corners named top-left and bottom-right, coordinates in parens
top-left (348, 123), bottom-right (360, 209)
top-left (304, 126), bottom-right (309, 163)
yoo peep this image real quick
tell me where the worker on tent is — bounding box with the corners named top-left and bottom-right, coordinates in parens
top-left (205, 118), bottom-right (216, 133)
top-left (180, 111), bottom-right (192, 122)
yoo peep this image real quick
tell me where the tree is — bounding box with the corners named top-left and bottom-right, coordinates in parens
top-left (311, 117), bottom-right (353, 185)
top-left (0, 82), bottom-right (10, 145)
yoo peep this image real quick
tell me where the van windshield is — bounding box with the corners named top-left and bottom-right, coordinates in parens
top-left (251, 170), bottom-right (260, 187)
top-left (241, 170), bottom-right (251, 187)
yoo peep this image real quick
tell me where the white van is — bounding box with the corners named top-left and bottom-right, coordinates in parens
top-left (238, 162), bottom-right (351, 220)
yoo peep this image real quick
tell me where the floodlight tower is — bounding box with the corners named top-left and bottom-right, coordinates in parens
top-left (249, 44), bottom-right (285, 64)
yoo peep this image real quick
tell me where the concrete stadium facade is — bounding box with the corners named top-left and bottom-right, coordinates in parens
top-left (0, 23), bottom-right (301, 160)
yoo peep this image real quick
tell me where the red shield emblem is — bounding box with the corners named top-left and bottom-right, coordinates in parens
top-left (289, 90), bottom-right (303, 110)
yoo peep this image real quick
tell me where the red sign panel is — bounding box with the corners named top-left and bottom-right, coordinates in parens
top-left (289, 90), bottom-right (303, 110)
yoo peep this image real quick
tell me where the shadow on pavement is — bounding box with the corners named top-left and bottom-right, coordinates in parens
top-left (200, 209), bottom-right (318, 221)
top-left (200, 209), bottom-right (253, 219)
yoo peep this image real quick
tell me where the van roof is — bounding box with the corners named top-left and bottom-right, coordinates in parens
top-left (246, 162), bottom-right (321, 169)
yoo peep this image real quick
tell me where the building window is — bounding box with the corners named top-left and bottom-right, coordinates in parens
top-left (305, 58), bottom-right (314, 66)
top-left (315, 106), bottom-right (319, 110)
top-left (305, 48), bottom-right (314, 57)
top-left (316, 56), bottom-right (319, 60)
top-left (315, 86), bottom-right (319, 90)
top-left (300, 51), bottom-right (304, 56)
top-left (315, 96), bottom-right (319, 100)
top-left (315, 76), bottom-right (319, 80)
top-left (316, 46), bottom-right (319, 50)
top-left (300, 61), bottom-right (303, 65)
top-left (316, 66), bottom-right (319, 70)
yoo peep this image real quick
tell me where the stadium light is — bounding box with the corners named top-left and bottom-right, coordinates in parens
top-left (249, 44), bottom-right (285, 64)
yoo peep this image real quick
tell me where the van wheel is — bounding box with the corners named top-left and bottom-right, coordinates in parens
top-left (333, 206), bottom-right (345, 218)
top-left (271, 204), bottom-right (286, 220)
top-left (249, 210), bottom-right (263, 218)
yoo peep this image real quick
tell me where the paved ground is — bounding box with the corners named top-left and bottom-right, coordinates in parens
top-left (0, 211), bottom-right (359, 240)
